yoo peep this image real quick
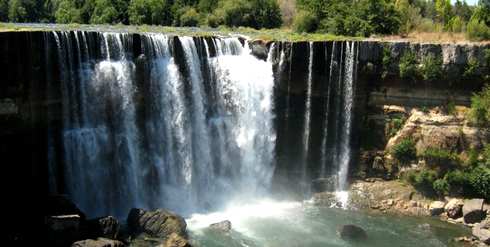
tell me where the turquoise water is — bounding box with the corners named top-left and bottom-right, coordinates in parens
top-left (187, 200), bottom-right (470, 247)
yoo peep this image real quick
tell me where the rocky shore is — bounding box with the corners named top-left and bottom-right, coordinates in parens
top-left (46, 195), bottom-right (191, 247)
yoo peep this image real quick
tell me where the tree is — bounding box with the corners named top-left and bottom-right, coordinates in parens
top-left (453, 0), bottom-right (473, 22)
top-left (90, 0), bottom-right (128, 24)
top-left (128, 0), bottom-right (172, 25)
top-left (0, 0), bottom-right (8, 21)
top-left (435, 0), bottom-right (453, 26)
top-left (359, 0), bottom-right (401, 35)
top-left (395, 0), bottom-right (422, 34)
top-left (54, 0), bottom-right (82, 23)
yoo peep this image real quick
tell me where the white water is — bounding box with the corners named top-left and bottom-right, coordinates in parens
top-left (51, 32), bottom-right (276, 217)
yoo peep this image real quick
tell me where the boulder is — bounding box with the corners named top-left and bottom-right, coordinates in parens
top-left (86, 216), bottom-right (120, 239)
top-left (249, 40), bottom-right (268, 61)
top-left (429, 201), bottom-right (446, 216)
top-left (209, 220), bottom-right (232, 232)
top-left (463, 199), bottom-right (486, 224)
top-left (473, 219), bottom-right (490, 245)
top-left (158, 232), bottom-right (192, 247)
top-left (71, 238), bottom-right (125, 247)
top-left (445, 198), bottom-right (464, 219)
top-left (47, 214), bottom-right (82, 246)
top-left (127, 208), bottom-right (187, 239)
top-left (311, 176), bottom-right (337, 193)
top-left (338, 224), bottom-right (368, 241)
top-left (47, 195), bottom-right (86, 220)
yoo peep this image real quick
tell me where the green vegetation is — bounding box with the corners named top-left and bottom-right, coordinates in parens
top-left (420, 54), bottom-right (443, 81)
top-left (0, 0), bottom-right (487, 39)
top-left (399, 51), bottom-right (418, 81)
top-left (421, 147), bottom-right (459, 168)
top-left (388, 116), bottom-right (405, 137)
top-left (391, 138), bottom-right (416, 164)
top-left (470, 84), bottom-right (490, 125)
top-left (463, 57), bottom-right (481, 79)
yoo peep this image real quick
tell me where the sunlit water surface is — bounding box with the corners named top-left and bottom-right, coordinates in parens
top-left (187, 199), bottom-right (470, 247)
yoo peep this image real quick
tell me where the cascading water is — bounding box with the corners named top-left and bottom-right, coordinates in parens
top-left (49, 31), bottom-right (276, 217)
top-left (301, 42), bottom-right (314, 192)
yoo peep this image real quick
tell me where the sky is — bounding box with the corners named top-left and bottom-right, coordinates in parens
top-left (451, 0), bottom-right (479, 5)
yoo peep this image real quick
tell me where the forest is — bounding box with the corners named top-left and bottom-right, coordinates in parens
top-left (0, 0), bottom-right (489, 40)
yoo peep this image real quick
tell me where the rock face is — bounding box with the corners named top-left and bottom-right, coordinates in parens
top-left (473, 219), bottom-right (490, 245)
top-left (386, 108), bottom-right (489, 155)
top-left (429, 201), bottom-right (446, 216)
top-left (338, 225), bottom-right (368, 241)
top-left (47, 195), bottom-right (86, 220)
top-left (47, 214), bottom-right (82, 247)
top-left (311, 176), bottom-right (338, 193)
top-left (209, 220), bottom-right (232, 232)
top-left (445, 198), bottom-right (464, 219)
top-left (86, 216), bottom-right (120, 239)
top-left (127, 208), bottom-right (187, 239)
top-left (463, 199), bottom-right (486, 224)
top-left (250, 40), bottom-right (269, 61)
top-left (71, 238), bottom-right (125, 247)
top-left (158, 232), bottom-right (192, 247)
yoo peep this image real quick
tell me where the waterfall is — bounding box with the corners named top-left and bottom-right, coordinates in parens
top-left (302, 42), bottom-right (314, 193)
top-left (337, 42), bottom-right (357, 191)
top-left (49, 31), bottom-right (276, 217)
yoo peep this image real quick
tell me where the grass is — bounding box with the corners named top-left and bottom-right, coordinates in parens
top-left (0, 22), bottom-right (362, 42)
top-left (369, 31), bottom-right (490, 44)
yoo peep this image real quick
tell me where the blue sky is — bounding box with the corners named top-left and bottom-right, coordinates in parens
top-left (451, 0), bottom-right (478, 5)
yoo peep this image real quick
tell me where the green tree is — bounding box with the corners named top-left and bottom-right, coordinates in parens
top-left (435, 0), bottom-right (453, 27)
top-left (90, 0), bottom-right (129, 24)
top-left (395, 0), bottom-right (422, 34)
top-left (0, 0), bottom-right (8, 21)
top-left (453, 0), bottom-right (473, 22)
top-left (54, 0), bottom-right (82, 23)
top-left (8, 0), bottom-right (36, 22)
top-left (128, 0), bottom-right (172, 25)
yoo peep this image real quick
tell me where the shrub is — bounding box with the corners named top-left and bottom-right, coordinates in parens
top-left (382, 46), bottom-right (391, 79)
top-left (466, 148), bottom-right (480, 167)
top-left (433, 178), bottom-right (449, 196)
top-left (463, 57), bottom-right (480, 80)
top-left (205, 14), bottom-right (223, 28)
top-left (468, 166), bottom-right (490, 200)
top-left (399, 51), bottom-right (418, 81)
top-left (470, 85), bottom-right (490, 125)
top-left (483, 144), bottom-right (490, 166)
top-left (466, 18), bottom-right (490, 41)
top-left (179, 7), bottom-right (200, 27)
top-left (421, 147), bottom-right (459, 168)
top-left (448, 16), bottom-right (465, 33)
top-left (446, 100), bottom-right (456, 115)
top-left (388, 117), bottom-right (405, 137)
top-left (391, 138), bottom-right (417, 164)
top-left (420, 54), bottom-right (443, 81)
top-left (293, 10), bottom-right (318, 33)
top-left (218, 0), bottom-right (282, 29)
top-left (411, 170), bottom-right (438, 194)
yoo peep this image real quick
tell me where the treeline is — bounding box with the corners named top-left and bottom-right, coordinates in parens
top-left (294, 0), bottom-right (490, 40)
top-left (0, 0), bottom-right (489, 40)
top-left (0, 0), bottom-right (282, 29)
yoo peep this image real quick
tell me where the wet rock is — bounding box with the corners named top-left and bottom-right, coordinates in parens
top-left (338, 224), bottom-right (368, 241)
top-left (250, 40), bottom-right (268, 61)
top-left (71, 238), bottom-right (125, 247)
top-left (429, 201), bottom-right (446, 216)
top-left (463, 199), bottom-right (486, 224)
top-left (47, 195), bottom-right (86, 220)
top-left (473, 219), bottom-right (490, 245)
top-left (47, 214), bottom-right (82, 247)
top-left (127, 208), bottom-right (187, 239)
top-left (445, 198), bottom-right (464, 219)
top-left (86, 216), bottom-right (120, 239)
top-left (209, 220), bottom-right (232, 232)
top-left (311, 176), bottom-right (337, 193)
top-left (157, 232), bottom-right (192, 247)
